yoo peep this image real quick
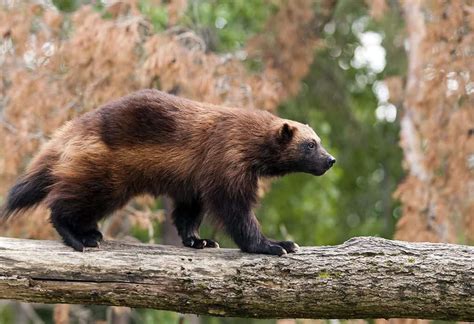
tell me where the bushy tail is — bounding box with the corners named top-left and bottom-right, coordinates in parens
top-left (1, 157), bottom-right (54, 220)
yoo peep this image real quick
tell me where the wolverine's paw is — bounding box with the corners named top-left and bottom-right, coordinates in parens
top-left (81, 230), bottom-right (103, 248)
top-left (265, 244), bottom-right (287, 256)
top-left (183, 237), bottom-right (220, 249)
top-left (273, 240), bottom-right (299, 253)
top-left (82, 237), bottom-right (100, 248)
top-left (247, 242), bottom-right (287, 256)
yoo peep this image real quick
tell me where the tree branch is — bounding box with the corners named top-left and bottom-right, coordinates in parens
top-left (0, 236), bottom-right (472, 320)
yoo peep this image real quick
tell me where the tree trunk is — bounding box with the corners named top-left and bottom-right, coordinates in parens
top-left (0, 236), bottom-right (472, 320)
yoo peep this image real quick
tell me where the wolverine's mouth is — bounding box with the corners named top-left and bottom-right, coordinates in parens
top-left (312, 164), bottom-right (334, 176)
top-left (314, 170), bottom-right (327, 176)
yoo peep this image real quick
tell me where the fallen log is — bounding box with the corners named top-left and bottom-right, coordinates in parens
top-left (0, 236), bottom-right (472, 320)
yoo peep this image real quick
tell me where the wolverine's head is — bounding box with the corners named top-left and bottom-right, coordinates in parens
top-left (258, 120), bottom-right (335, 177)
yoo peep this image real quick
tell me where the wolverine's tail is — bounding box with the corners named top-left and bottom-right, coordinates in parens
top-left (1, 155), bottom-right (54, 220)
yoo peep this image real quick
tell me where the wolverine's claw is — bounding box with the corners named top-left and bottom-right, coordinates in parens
top-left (204, 239), bottom-right (219, 248)
top-left (276, 240), bottom-right (299, 253)
top-left (183, 237), bottom-right (220, 249)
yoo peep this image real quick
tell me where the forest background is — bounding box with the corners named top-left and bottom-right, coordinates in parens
top-left (0, 0), bottom-right (472, 323)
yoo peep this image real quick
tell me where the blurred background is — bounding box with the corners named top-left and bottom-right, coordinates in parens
top-left (0, 0), bottom-right (472, 323)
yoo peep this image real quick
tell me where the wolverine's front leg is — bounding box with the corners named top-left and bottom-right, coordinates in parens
top-left (172, 199), bottom-right (219, 249)
top-left (210, 197), bottom-right (296, 256)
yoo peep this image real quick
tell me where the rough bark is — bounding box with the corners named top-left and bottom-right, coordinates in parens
top-left (0, 236), bottom-right (472, 320)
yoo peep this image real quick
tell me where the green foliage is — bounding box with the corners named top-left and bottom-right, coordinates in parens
top-left (52, 0), bottom-right (108, 14)
top-left (0, 305), bottom-right (14, 324)
top-left (136, 308), bottom-right (181, 324)
top-left (52, 0), bottom-right (78, 12)
top-left (201, 317), bottom-right (275, 324)
top-left (130, 223), bottom-right (153, 243)
top-left (139, 0), bottom-right (169, 31)
top-left (180, 0), bottom-right (276, 52)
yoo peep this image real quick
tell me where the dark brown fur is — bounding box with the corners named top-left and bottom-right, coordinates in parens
top-left (1, 89), bottom-right (335, 255)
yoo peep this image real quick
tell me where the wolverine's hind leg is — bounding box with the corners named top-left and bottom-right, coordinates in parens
top-left (50, 209), bottom-right (85, 252)
top-left (45, 172), bottom-right (123, 251)
top-left (172, 198), bottom-right (219, 249)
top-left (49, 198), bottom-right (107, 251)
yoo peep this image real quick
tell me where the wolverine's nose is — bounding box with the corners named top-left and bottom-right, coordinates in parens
top-left (327, 156), bottom-right (336, 168)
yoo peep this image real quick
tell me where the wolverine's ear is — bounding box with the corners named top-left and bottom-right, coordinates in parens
top-left (277, 123), bottom-right (295, 144)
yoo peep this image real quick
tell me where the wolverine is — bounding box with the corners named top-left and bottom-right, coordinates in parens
top-left (1, 89), bottom-right (335, 256)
